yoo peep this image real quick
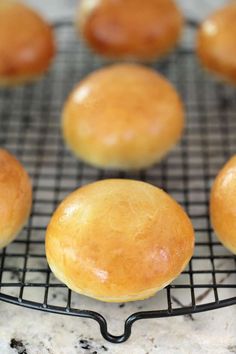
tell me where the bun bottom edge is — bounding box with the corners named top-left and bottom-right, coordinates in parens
top-left (47, 258), bottom-right (190, 303)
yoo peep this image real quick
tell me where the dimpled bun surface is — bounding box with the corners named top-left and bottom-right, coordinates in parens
top-left (210, 156), bottom-right (236, 254)
top-left (46, 179), bottom-right (194, 302)
top-left (62, 64), bottom-right (184, 170)
top-left (78, 0), bottom-right (183, 61)
top-left (0, 149), bottom-right (32, 249)
top-left (0, 0), bottom-right (55, 85)
top-left (197, 3), bottom-right (236, 84)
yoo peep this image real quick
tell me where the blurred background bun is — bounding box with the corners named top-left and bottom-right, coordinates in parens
top-left (77, 0), bottom-right (183, 61)
top-left (197, 2), bottom-right (236, 84)
top-left (0, 0), bottom-right (55, 85)
top-left (0, 149), bottom-right (32, 249)
top-left (210, 156), bottom-right (236, 254)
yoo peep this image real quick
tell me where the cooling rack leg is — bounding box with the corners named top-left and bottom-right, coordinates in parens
top-left (99, 329), bottom-right (132, 344)
top-left (86, 313), bottom-right (133, 344)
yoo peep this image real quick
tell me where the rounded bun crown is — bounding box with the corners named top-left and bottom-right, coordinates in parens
top-left (0, 149), bottom-right (32, 248)
top-left (62, 64), bottom-right (184, 170)
top-left (0, 0), bottom-right (55, 85)
top-left (78, 0), bottom-right (183, 61)
top-left (210, 155), bottom-right (236, 254)
top-left (46, 179), bottom-right (194, 302)
top-left (197, 3), bottom-right (236, 84)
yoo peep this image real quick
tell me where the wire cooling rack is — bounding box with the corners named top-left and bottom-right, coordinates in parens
top-left (0, 22), bottom-right (236, 344)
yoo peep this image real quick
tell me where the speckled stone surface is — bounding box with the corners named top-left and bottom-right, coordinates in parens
top-left (0, 300), bottom-right (235, 354)
top-left (0, 300), bottom-right (236, 354)
top-left (1, 1), bottom-right (236, 353)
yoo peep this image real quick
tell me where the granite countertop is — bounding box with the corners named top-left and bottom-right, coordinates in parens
top-left (1, 1), bottom-right (236, 353)
top-left (0, 300), bottom-right (235, 354)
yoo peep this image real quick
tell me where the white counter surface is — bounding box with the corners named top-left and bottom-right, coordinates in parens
top-left (0, 300), bottom-right (236, 354)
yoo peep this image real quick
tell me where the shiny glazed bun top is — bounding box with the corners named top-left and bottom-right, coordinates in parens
top-left (78, 0), bottom-right (183, 60)
top-left (197, 3), bottom-right (236, 84)
top-left (46, 179), bottom-right (194, 302)
top-left (210, 155), bottom-right (236, 254)
top-left (0, 148), bottom-right (32, 249)
top-left (0, 0), bottom-right (55, 85)
top-left (62, 64), bottom-right (184, 170)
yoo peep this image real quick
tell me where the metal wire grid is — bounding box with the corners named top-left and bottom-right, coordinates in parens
top-left (0, 22), bottom-right (236, 343)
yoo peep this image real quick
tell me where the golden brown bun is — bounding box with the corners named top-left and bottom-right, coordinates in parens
top-left (62, 64), bottom-right (184, 170)
top-left (197, 3), bottom-right (236, 85)
top-left (46, 179), bottom-right (194, 302)
top-left (0, 0), bottom-right (55, 85)
top-left (77, 0), bottom-right (183, 61)
top-left (210, 156), bottom-right (236, 254)
top-left (0, 149), bottom-right (32, 249)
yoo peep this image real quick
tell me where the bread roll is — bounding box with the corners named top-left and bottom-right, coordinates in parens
top-left (0, 149), bottom-right (32, 249)
top-left (77, 0), bottom-right (183, 61)
top-left (46, 179), bottom-right (194, 302)
top-left (0, 0), bottom-right (55, 85)
top-left (210, 156), bottom-right (236, 254)
top-left (62, 64), bottom-right (184, 170)
top-left (197, 3), bottom-right (236, 84)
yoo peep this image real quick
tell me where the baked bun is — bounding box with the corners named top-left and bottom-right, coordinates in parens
top-left (77, 0), bottom-right (183, 61)
top-left (46, 179), bottom-right (194, 302)
top-left (62, 64), bottom-right (184, 170)
top-left (0, 0), bottom-right (55, 85)
top-left (210, 156), bottom-right (236, 254)
top-left (0, 149), bottom-right (32, 249)
top-left (197, 3), bottom-right (236, 84)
